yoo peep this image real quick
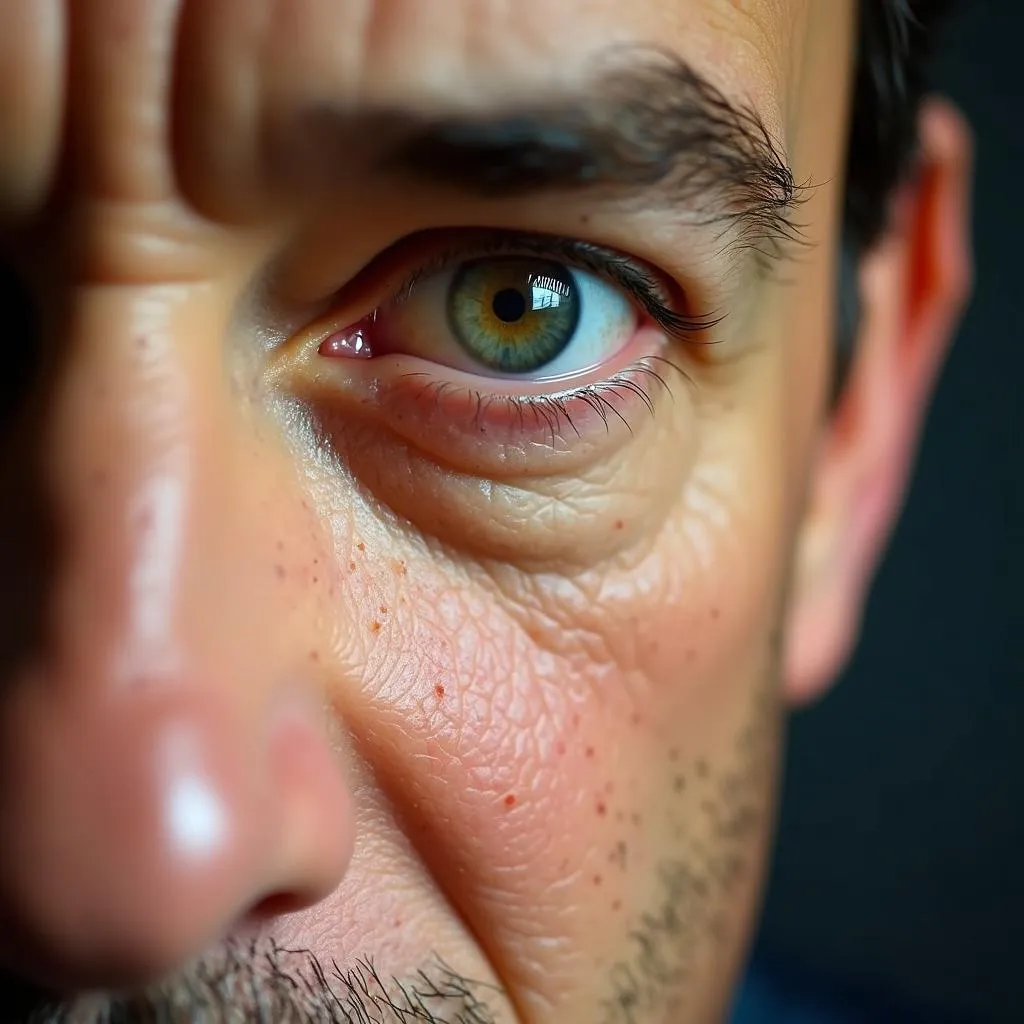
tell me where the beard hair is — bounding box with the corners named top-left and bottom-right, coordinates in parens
top-left (4, 938), bottom-right (500, 1024)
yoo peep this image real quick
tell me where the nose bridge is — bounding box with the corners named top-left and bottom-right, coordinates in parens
top-left (53, 283), bottom-right (203, 688)
top-left (0, 265), bottom-right (354, 989)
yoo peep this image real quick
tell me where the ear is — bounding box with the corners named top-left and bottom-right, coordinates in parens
top-left (783, 99), bottom-right (974, 706)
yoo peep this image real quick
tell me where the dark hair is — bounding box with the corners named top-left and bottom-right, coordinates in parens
top-left (847, 0), bottom-right (952, 250)
top-left (835, 0), bottom-right (952, 392)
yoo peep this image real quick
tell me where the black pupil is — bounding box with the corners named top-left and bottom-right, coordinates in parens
top-left (492, 288), bottom-right (527, 323)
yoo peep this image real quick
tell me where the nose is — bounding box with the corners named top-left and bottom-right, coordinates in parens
top-left (0, 277), bottom-right (355, 991)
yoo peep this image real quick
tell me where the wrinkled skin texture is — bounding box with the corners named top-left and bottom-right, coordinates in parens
top-left (0, 1), bottom-right (878, 1021)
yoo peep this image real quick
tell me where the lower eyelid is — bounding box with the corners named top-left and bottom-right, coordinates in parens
top-left (285, 323), bottom-right (677, 479)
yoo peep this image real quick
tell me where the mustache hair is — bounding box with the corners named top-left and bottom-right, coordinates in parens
top-left (2, 939), bottom-right (500, 1024)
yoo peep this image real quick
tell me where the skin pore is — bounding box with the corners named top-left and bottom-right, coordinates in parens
top-left (0, 1), bottom-right (972, 1022)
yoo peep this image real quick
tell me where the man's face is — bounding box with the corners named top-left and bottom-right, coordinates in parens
top-left (0, 0), bottom-right (965, 1020)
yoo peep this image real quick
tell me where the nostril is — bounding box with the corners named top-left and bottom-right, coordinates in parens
top-left (247, 889), bottom-right (320, 922)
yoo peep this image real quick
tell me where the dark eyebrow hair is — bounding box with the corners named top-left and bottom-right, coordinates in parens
top-left (276, 50), bottom-right (805, 267)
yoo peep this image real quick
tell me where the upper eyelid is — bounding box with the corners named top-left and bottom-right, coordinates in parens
top-left (317, 229), bottom-right (720, 341)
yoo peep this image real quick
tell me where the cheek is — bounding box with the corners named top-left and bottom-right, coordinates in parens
top-left (312, 395), bottom-right (792, 977)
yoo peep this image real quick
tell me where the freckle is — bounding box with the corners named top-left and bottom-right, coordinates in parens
top-left (631, 812), bottom-right (642, 827)
top-left (596, 801), bottom-right (607, 817)
top-left (395, 560), bottom-right (408, 576)
top-left (91, 469), bottom-right (108, 488)
top-left (370, 620), bottom-right (382, 634)
top-left (274, 564), bottom-right (286, 580)
top-left (604, 781), bottom-right (615, 795)
top-left (572, 714), bottom-right (580, 729)
top-left (504, 794), bottom-right (517, 808)
top-left (357, 542), bottom-right (366, 552)
top-left (312, 576), bottom-right (319, 584)
top-left (685, 648), bottom-right (697, 663)
top-left (276, 540), bottom-right (284, 552)
top-left (669, 748), bottom-right (680, 762)
top-left (710, 607), bottom-right (720, 620)
top-left (616, 811), bottom-right (625, 822)
top-left (696, 759), bottom-right (709, 778)
top-left (585, 746), bottom-right (595, 759)
top-left (580, 213), bottom-right (591, 224)
top-left (593, 874), bottom-right (603, 886)
top-left (559, 858), bottom-right (569, 872)
top-left (393, 919), bottom-right (401, 928)
top-left (434, 683), bottom-right (445, 698)
top-left (614, 519), bottom-right (625, 531)
top-left (379, 604), bottom-right (388, 615)
top-left (309, 650), bottom-right (320, 663)
top-left (313, 557), bottom-right (319, 565)
top-left (349, 561), bottom-right (357, 572)
top-left (673, 775), bottom-right (686, 793)
top-left (612, 899), bottom-right (622, 911)
top-left (630, 712), bottom-right (642, 727)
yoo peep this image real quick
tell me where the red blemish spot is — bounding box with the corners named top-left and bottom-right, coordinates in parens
top-left (596, 801), bottom-right (607, 817)
top-left (585, 746), bottom-right (595, 759)
top-left (555, 740), bottom-right (566, 756)
top-left (572, 714), bottom-right (581, 729)
top-left (434, 683), bottom-right (446, 698)
top-left (274, 564), bottom-right (286, 580)
top-left (504, 794), bottom-right (517, 808)
top-left (370, 620), bottom-right (382, 634)
top-left (393, 918), bottom-right (401, 928)
top-left (593, 874), bottom-right (603, 886)
top-left (308, 650), bottom-right (320, 663)
top-left (630, 712), bottom-right (642, 726)
top-left (614, 519), bottom-right (625, 531)
top-left (711, 607), bottom-right (720, 620)
top-left (357, 542), bottom-right (366, 552)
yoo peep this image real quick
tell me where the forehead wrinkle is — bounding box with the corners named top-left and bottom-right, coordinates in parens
top-left (260, 0), bottom-right (787, 125)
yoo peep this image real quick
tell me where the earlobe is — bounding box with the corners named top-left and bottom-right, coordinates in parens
top-left (783, 99), bottom-right (974, 707)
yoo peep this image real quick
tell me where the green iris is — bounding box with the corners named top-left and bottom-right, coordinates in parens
top-left (447, 258), bottom-right (580, 373)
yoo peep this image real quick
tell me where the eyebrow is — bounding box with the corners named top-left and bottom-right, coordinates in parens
top-left (275, 50), bottom-right (805, 266)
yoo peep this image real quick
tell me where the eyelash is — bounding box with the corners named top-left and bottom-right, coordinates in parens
top-left (372, 233), bottom-right (710, 441)
top-left (384, 231), bottom-right (721, 341)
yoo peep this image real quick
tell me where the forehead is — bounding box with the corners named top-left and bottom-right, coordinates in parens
top-left (181, 0), bottom-right (813, 136)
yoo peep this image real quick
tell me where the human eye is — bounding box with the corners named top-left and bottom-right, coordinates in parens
top-left (278, 230), bottom-right (715, 477)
